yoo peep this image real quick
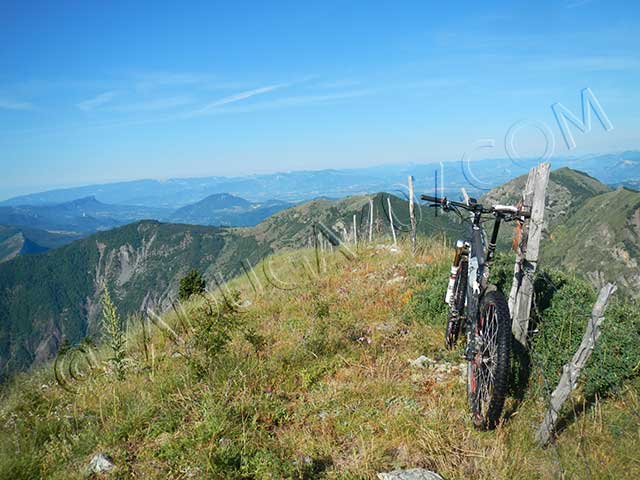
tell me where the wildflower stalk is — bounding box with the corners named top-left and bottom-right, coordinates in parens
top-left (101, 285), bottom-right (127, 379)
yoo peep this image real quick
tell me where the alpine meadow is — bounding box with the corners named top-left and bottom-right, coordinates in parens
top-left (1, 2), bottom-right (640, 479)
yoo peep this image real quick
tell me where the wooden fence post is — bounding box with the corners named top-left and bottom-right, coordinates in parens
top-left (536, 283), bottom-right (617, 446)
top-left (368, 198), bottom-right (374, 242)
top-left (408, 176), bottom-right (417, 254)
top-left (509, 162), bottom-right (550, 347)
top-left (387, 196), bottom-right (397, 248)
top-left (353, 214), bottom-right (358, 247)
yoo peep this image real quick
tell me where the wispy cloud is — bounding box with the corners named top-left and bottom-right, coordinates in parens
top-left (131, 70), bottom-right (246, 91)
top-left (197, 88), bottom-right (379, 116)
top-left (188, 84), bottom-right (287, 116)
top-left (109, 95), bottom-right (195, 113)
top-left (76, 91), bottom-right (118, 111)
top-left (0, 98), bottom-right (33, 111)
top-left (132, 71), bottom-right (212, 90)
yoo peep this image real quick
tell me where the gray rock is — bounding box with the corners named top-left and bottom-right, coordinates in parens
top-left (408, 355), bottom-right (433, 368)
top-left (377, 469), bottom-right (444, 480)
top-left (87, 453), bottom-right (114, 474)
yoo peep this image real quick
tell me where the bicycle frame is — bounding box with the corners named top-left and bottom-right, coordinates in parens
top-left (463, 211), bottom-right (503, 360)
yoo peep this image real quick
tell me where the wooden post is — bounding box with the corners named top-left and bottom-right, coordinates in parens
top-left (536, 283), bottom-right (616, 446)
top-left (387, 196), bottom-right (397, 247)
top-left (408, 176), bottom-right (417, 254)
top-left (460, 187), bottom-right (471, 206)
top-left (353, 214), bottom-right (357, 246)
top-left (509, 162), bottom-right (550, 347)
top-left (368, 198), bottom-right (374, 242)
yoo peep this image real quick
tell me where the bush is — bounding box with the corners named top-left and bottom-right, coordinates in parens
top-left (405, 261), bottom-right (449, 326)
top-left (179, 270), bottom-right (206, 301)
top-left (531, 268), bottom-right (640, 399)
top-left (188, 290), bottom-right (242, 378)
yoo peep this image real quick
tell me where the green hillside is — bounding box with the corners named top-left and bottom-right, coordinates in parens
top-left (0, 221), bottom-right (270, 381)
top-left (481, 167), bottom-right (639, 296)
top-left (2, 170), bottom-right (638, 384)
top-left (542, 186), bottom-right (640, 292)
top-left (0, 225), bottom-right (80, 263)
top-left (0, 193), bottom-right (463, 381)
top-left (0, 241), bottom-right (638, 479)
top-left (482, 166), bottom-right (611, 229)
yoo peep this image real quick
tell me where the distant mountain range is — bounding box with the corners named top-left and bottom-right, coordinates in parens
top-left (0, 196), bottom-right (168, 234)
top-left (3, 151), bottom-right (640, 208)
top-left (0, 194), bottom-right (293, 262)
top-left (169, 193), bottom-right (292, 227)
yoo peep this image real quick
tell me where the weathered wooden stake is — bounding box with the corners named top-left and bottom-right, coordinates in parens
top-left (387, 196), bottom-right (397, 247)
top-left (509, 162), bottom-right (550, 347)
top-left (368, 198), bottom-right (374, 242)
top-left (536, 283), bottom-right (616, 446)
top-left (353, 214), bottom-right (358, 246)
top-left (408, 175), bottom-right (417, 254)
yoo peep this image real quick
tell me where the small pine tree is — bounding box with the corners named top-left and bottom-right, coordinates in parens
top-left (179, 269), bottom-right (206, 301)
top-left (101, 285), bottom-right (127, 380)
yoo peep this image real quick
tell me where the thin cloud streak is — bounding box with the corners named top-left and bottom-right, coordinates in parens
top-left (109, 96), bottom-right (196, 113)
top-left (217, 89), bottom-right (378, 114)
top-left (76, 91), bottom-right (119, 111)
top-left (0, 98), bottom-right (33, 111)
top-left (187, 83), bottom-right (288, 117)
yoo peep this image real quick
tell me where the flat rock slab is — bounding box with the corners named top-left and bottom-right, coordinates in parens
top-left (378, 468), bottom-right (444, 480)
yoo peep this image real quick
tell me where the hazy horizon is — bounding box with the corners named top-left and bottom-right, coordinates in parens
top-left (3, 147), bottom-right (637, 202)
top-left (1, 1), bottom-right (639, 201)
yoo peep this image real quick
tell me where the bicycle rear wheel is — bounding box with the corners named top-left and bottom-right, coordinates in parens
top-left (467, 289), bottom-right (511, 429)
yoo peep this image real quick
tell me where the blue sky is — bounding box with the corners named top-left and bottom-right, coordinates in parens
top-left (0, 0), bottom-right (639, 199)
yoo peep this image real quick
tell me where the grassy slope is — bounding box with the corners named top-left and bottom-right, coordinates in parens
top-left (542, 187), bottom-right (640, 292)
top-left (1, 190), bottom-right (462, 382)
top-left (1, 239), bottom-right (638, 479)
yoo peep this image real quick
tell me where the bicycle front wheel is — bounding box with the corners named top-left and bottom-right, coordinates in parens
top-left (467, 289), bottom-right (511, 429)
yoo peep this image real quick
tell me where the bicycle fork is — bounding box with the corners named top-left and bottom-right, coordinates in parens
top-left (445, 239), bottom-right (469, 307)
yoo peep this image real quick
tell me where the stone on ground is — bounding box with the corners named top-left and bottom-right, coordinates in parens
top-left (377, 468), bottom-right (444, 480)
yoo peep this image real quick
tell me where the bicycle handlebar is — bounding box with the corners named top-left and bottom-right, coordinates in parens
top-left (420, 194), bottom-right (531, 218)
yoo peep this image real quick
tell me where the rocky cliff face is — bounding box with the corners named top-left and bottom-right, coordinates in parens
top-left (0, 221), bottom-right (271, 380)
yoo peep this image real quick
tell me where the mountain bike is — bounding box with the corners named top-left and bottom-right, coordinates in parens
top-left (420, 193), bottom-right (530, 429)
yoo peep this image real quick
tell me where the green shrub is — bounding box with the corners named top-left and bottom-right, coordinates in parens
top-left (531, 268), bottom-right (640, 399)
top-left (188, 291), bottom-right (243, 378)
top-left (406, 261), bottom-right (449, 326)
top-left (178, 269), bottom-right (206, 301)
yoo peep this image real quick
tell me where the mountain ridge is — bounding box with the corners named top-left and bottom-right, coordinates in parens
top-left (2, 167), bottom-right (639, 381)
top-left (3, 151), bottom-right (640, 207)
